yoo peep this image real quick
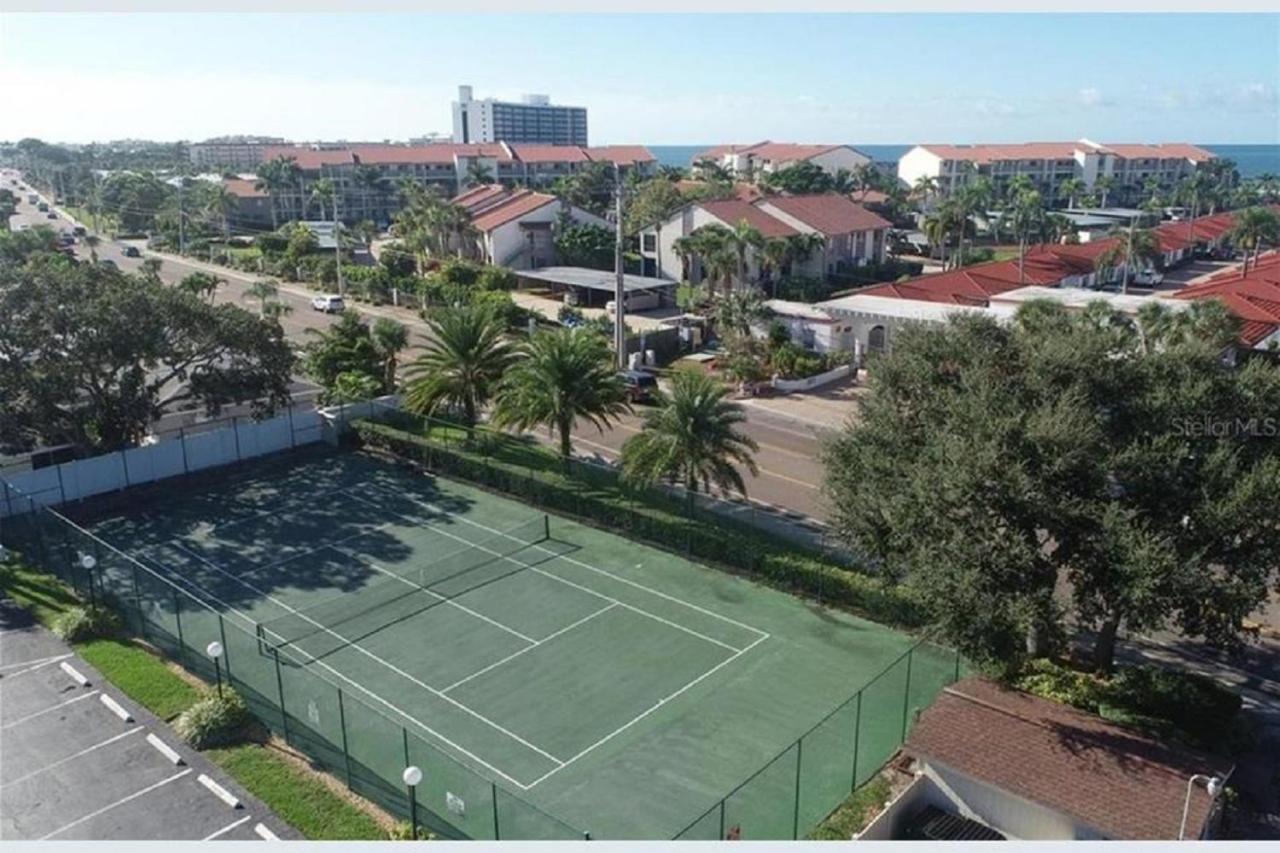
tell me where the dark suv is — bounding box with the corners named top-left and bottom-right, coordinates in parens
top-left (618, 370), bottom-right (658, 403)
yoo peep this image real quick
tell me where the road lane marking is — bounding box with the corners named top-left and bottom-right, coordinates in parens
top-left (1, 690), bottom-right (100, 730)
top-left (0, 728), bottom-right (142, 789)
top-left (204, 815), bottom-right (253, 840)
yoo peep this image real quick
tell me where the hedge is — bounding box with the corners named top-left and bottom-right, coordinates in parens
top-left (351, 416), bottom-right (927, 629)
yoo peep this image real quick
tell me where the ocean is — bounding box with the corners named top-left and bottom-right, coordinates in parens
top-left (648, 143), bottom-right (1279, 178)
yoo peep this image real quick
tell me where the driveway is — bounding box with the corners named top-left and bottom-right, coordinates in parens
top-left (0, 599), bottom-right (296, 841)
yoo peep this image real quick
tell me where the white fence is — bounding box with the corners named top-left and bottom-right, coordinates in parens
top-left (0, 407), bottom-right (325, 518)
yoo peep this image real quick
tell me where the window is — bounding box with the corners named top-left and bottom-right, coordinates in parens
top-left (642, 234), bottom-right (656, 252)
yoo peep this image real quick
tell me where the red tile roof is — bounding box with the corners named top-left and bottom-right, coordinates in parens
top-left (350, 143), bottom-right (513, 165)
top-left (585, 145), bottom-right (657, 166)
top-left (452, 184), bottom-right (513, 215)
top-left (907, 678), bottom-right (1231, 840)
top-left (916, 141), bottom-right (1215, 165)
top-left (223, 178), bottom-right (267, 199)
top-left (757, 194), bottom-right (891, 236)
top-left (470, 190), bottom-right (558, 232)
top-left (509, 144), bottom-right (591, 164)
top-left (1105, 143), bottom-right (1216, 163)
top-left (1175, 251), bottom-right (1280, 346)
top-left (694, 141), bottom-right (850, 165)
top-left (262, 146), bottom-right (355, 169)
top-left (699, 199), bottom-right (798, 238)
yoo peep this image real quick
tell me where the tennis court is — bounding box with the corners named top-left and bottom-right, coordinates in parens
top-left (20, 449), bottom-right (957, 838)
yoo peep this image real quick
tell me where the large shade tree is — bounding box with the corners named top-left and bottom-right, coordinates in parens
top-left (823, 299), bottom-right (1280, 673)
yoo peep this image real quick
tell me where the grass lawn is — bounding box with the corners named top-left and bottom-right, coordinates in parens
top-left (806, 774), bottom-right (893, 840)
top-left (0, 559), bottom-right (389, 840)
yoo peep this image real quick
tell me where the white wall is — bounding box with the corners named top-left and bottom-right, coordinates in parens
top-left (898, 146), bottom-right (944, 189)
top-left (807, 146), bottom-right (873, 174)
top-left (487, 201), bottom-right (607, 269)
top-left (921, 761), bottom-right (1107, 840)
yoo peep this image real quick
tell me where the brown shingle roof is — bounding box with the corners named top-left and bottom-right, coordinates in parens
top-left (758, 194), bottom-right (891, 235)
top-left (906, 678), bottom-right (1232, 840)
top-left (509, 144), bottom-right (591, 164)
top-left (698, 199), bottom-right (797, 238)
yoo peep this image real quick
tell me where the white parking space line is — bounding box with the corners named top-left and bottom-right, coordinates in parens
top-left (0, 728), bottom-right (142, 790)
top-left (204, 815), bottom-right (253, 840)
top-left (59, 661), bottom-right (91, 687)
top-left (1, 689), bottom-right (100, 730)
top-left (146, 732), bottom-right (184, 765)
top-left (100, 693), bottom-right (133, 722)
top-left (0, 652), bottom-right (72, 673)
top-left (198, 773), bottom-right (241, 809)
top-left (254, 822), bottom-right (279, 840)
top-left (39, 768), bottom-right (193, 839)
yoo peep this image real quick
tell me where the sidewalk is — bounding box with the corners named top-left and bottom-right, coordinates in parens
top-left (739, 374), bottom-right (866, 431)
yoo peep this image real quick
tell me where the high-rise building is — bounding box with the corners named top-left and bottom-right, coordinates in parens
top-left (451, 85), bottom-right (588, 146)
top-left (187, 136), bottom-right (287, 170)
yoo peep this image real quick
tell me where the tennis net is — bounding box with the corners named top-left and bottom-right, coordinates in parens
top-left (259, 513), bottom-right (549, 663)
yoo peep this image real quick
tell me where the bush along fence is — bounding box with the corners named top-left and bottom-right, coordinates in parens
top-left (0, 490), bottom-right (586, 841)
top-left (350, 412), bottom-right (928, 631)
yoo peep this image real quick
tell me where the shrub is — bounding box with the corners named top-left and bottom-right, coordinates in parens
top-left (1014, 658), bottom-right (1106, 709)
top-left (52, 605), bottom-right (121, 642)
top-left (386, 823), bottom-right (434, 841)
top-left (174, 688), bottom-right (252, 748)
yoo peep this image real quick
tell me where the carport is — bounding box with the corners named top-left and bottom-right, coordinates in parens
top-left (514, 266), bottom-right (678, 309)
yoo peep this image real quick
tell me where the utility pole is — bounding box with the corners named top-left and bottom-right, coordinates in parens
top-left (1121, 212), bottom-right (1136, 295)
top-left (178, 178), bottom-right (187, 255)
top-left (334, 186), bottom-right (345, 297)
top-left (613, 163), bottom-right (626, 370)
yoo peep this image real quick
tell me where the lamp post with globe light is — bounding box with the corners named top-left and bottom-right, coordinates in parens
top-left (402, 765), bottom-right (422, 840)
top-left (1179, 774), bottom-right (1224, 840)
top-left (206, 641), bottom-right (225, 697)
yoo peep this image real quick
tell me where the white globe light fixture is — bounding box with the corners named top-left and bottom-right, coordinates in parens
top-left (402, 765), bottom-right (423, 839)
top-left (206, 640), bottom-right (226, 696)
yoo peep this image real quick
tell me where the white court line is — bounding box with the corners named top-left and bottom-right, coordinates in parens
top-left (0, 728), bottom-right (142, 789)
top-left (1, 689), bottom-right (101, 730)
top-left (353, 489), bottom-right (770, 640)
top-left (0, 652), bottom-right (73, 676)
top-left (88, 534), bottom-right (538, 792)
top-left (442, 603), bottom-right (618, 693)
top-left (203, 815), bottom-right (253, 840)
top-left (329, 543), bottom-right (538, 645)
top-left (170, 542), bottom-right (565, 768)
top-left (40, 768), bottom-right (193, 839)
top-left (343, 492), bottom-right (751, 654)
top-left (525, 632), bottom-right (771, 789)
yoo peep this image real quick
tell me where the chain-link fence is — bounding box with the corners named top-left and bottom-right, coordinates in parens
top-left (0, 486), bottom-right (587, 841)
top-left (672, 639), bottom-right (962, 840)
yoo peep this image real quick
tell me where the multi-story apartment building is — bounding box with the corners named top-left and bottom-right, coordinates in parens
top-left (693, 142), bottom-right (872, 179)
top-left (452, 85), bottom-right (588, 146)
top-left (188, 136), bottom-right (288, 170)
top-left (897, 140), bottom-right (1215, 204)
top-left (254, 142), bottom-right (654, 226)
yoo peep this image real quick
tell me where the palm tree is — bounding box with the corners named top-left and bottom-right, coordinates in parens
top-left (309, 177), bottom-right (337, 223)
top-left (465, 161), bottom-right (494, 189)
top-left (353, 219), bottom-right (379, 252)
top-left (1007, 189), bottom-right (1046, 285)
top-left (1095, 228), bottom-right (1161, 292)
top-left (403, 305), bottom-right (514, 429)
top-left (255, 156), bottom-right (300, 229)
top-left (727, 219), bottom-right (765, 290)
top-left (243, 278), bottom-right (283, 316)
top-left (353, 165), bottom-right (388, 223)
top-left (759, 237), bottom-right (792, 296)
top-left (714, 286), bottom-right (769, 340)
top-left (1094, 175), bottom-right (1117, 208)
top-left (620, 369), bottom-right (760, 514)
top-left (178, 271), bottom-right (225, 303)
top-left (911, 175), bottom-right (940, 209)
top-left (1229, 206), bottom-right (1280, 273)
top-left (674, 225), bottom-right (736, 291)
top-left (370, 317), bottom-right (410, 395)
top-left (492, 327), bottom-right (631, 460)
top-left (82, 233), bottom-right (100, 264)
top-left (204, 183), bottom-right (237, 241)
top-left (1057, 177), bottom-right (1087, 209)
top-left (921, 211), bottom-right (950, 268)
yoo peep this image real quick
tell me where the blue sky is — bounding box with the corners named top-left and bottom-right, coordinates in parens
top-left (1, 13), bottom-right (1276, 144)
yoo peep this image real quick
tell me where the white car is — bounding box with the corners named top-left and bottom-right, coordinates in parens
top-left (311, 294), bottom-right (345, 313)
top-left (1133, 269), bottom-right (1164, 286)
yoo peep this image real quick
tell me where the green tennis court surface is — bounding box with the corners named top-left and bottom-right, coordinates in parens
top-left (80, 450), bottom-right (944, 838)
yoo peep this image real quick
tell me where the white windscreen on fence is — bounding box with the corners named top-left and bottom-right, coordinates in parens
top-left (0, 408), bottom-right (322, 518)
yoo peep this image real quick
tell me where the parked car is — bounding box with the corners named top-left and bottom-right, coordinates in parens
top-left (99, 259), bottom-right (119, 270)
top-left (617, 370), bottom-right (658, 403)
top-left (45, 211), bottom-right (58, 219)
top-left (1133, 269), bottom-right (1164, 286)
top-left (72, 225), bottom-right (86, 237)
top-left (311, 294), bottom-right (345, 313)
top-left (122, 245), bottom-right (141, 258)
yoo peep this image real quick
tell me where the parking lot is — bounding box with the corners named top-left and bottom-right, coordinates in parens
top-left (0, 599), bottom-right (294, 840)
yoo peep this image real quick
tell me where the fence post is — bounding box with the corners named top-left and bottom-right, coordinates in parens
top-left (232, 416), bottom-right (243, 461)
top-left (792, 740), bottom-right (803, 840)
top-left (130, 562), bottom-right (147, 640)
top-left (850, 690), bottom-right (862, 791)
top-left (953, 648), bottom-right (961, 683)
top-left (218, 614), bottom-right (230, 674)
top-left (55, 464), bottom-right (68, 505)
top-left (287, 405), bottom-right (297, 449)
top-left (901, 646), bottom-right (915, 742)
top-left (491, 782), bottom-right (501, 840)
top-left (120, 449), bottom-right (131, 488)
top-left (718, 800), bottom-right (726, 841)
top-left (172, 588), bottom-right (186, 665)
top-left (402, 726), bottom-right (410, 768)
top-left (179, 427), bottom-right (190, 475)
top-left (337, 688), bottom-right (353, 789)
top-left (273, 647), bottom-right (290, 744)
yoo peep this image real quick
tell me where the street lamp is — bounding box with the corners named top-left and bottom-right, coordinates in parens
top-left (206, 641), bottom-right (225, 698)
top-left (402, 765), bottom-right (422, 840)
top-left (78, 551), bottom-right (98, 607)
top-left (1178, 773), bottom-right (1224, 840)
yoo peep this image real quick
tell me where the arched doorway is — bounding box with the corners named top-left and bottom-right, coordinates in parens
top-left (867, 324), bottom-right (887, 354)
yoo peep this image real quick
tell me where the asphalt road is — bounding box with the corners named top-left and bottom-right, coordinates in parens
top-left (7, 174), bottom-right (839, 523)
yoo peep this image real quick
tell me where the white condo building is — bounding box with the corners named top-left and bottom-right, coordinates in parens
top-left (897, 140), bottom-right (1215, 203)
top-left (452, 85), bottom-right (588, 147)
top-left (694, 142), bottom-right (872, 178)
